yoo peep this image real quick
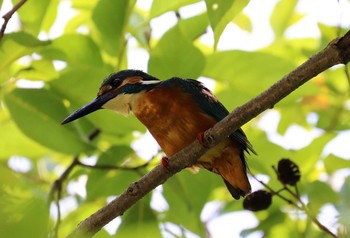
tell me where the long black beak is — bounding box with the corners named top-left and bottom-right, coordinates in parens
top-left (61, 89), bottom-right (118, 125)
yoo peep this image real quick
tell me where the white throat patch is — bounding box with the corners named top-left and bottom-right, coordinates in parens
top-left (102, 93), bottom-right (136, 116)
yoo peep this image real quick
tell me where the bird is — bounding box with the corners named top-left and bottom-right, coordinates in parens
top-left (62, 69), bottom-right (255, 199)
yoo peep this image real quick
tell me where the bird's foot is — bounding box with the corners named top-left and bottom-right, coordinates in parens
top-left (161, 156), bottom-right (170, 170)
top-left (196, 131), bottom-right (209, 148)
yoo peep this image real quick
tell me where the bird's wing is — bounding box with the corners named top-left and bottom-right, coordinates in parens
top-left (162, 78), bottom-right (255, 154)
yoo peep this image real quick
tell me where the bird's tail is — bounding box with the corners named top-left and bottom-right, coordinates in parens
top-left (213, 146), bottom-right (251, 200)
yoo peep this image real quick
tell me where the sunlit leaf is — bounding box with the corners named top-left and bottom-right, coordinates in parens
top-left (0, 166), bottom-right (49, 238)
top-left (178, 12), bottom-right (209, 41)
top-left (306, 181), bottom-right (338, 213)
top-left (148, 26), bottom-right (205, 79)
top-left (203, 51), bottom-right (296, 109)
top-left (92, 0), bottom-right (135, 56)
top-left (232, 12), bottom-right (252, 32)
top-left (205, 0), bottom-right (248, 48)
top-left (40, 34), bottom-right (103, 66)
top-left (4, 88), bottom-right (93, 154)
top-left (16, 0), bottom-right (51, 35)
top-left (0, 32), bottom-right (50, 83)
top-left (324, 154), bottom-right (350, 174)
top-left (16, 59), bottom-right (59, 81)
top-left (0, 107), bottom-right (48, 158)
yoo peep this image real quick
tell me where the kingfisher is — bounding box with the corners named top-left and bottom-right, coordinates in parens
top-left (62, 70), bottom-right (255, 199)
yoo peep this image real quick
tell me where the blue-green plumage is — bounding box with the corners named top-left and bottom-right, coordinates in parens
top-left (62, 69), bottom-right (255, 199)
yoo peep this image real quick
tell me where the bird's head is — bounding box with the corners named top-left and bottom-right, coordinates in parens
top-left (61, 70), bottom-right (160, 124)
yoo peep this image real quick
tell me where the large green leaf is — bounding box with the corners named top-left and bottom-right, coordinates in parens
top-left (4, 88), bottom-right (93, 154)
top-left (0, 107), bottom-right (48, 158)
top-left (178, 12), bottom-right (209, 41)
top-left (0, 32), bottom-right (50, 83)
top-left (0, 166), bottom-right (49, 238)
top-left (205, 0), bottom-right (249, 49)
top-left (203, 51), bottom-right (297, 110)
top-left (16, 59), bottom-right (59, 81)
top-left (40, 34), bottom-right (104, 66)
top-left (15, 0), bottom-right (51, 35)
top-left (92, 0), bottom-right (135, 56)
top-left (148, 26), bottom-right (205, 79)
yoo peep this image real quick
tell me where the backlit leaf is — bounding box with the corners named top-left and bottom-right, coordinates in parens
top-left (4, 88), bottom-right (93, 154)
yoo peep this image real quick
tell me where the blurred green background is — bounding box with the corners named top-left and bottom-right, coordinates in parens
top-left (0, 0), bottom-right (349, 237)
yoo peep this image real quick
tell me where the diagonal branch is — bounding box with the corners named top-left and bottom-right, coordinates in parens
top-left (0, 0), bottom-right (27, 40)
top-left (67, 31), bottom-right (350, 238)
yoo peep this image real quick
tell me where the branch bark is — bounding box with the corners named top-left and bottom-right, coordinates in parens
top-left (67, 31), bottom-right (350, 238)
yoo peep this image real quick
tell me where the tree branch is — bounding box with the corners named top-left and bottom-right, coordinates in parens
top-left (0, 0), bottom-right (27, 40)
top-left (67, 31), bottom-right (350, 237)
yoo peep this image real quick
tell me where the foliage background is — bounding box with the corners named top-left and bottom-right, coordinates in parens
top-left (0, 0), bottom-right (350, 237)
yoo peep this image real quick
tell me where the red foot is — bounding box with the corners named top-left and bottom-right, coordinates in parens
top-left (161, 156), bottom-right (170, 170)
top-left (196, 131), bottom-right (208, 148)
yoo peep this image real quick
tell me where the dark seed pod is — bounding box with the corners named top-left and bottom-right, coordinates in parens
top-left (243, 190), bottom-right (272, 211)
top-left (277, 158), bottom-right (301, 185)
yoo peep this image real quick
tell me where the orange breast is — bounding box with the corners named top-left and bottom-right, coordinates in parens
top-left (133, 87), bottom-right (217, 157)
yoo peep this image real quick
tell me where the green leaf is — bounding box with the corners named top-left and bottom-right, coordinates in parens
top-left (16, 59), bottom-right (59, 81)
top-left (15, 0), bottom-right (51, 35)
top-left (0, 32), bottom-right (50, 83)
top-left (150, 0), bottom-right (199, 18)
top-left (0, 166), bottom-right (49, 238)
top-left (162, 170), bottom-right (221, 236)
top-left (178, 12), bottom-right (209, 41)
top-left (324, 154), bottom-right (350, 175)
top-left (148, 26), bottom-right (205, 79)
top-left (270, 0), bottom-right (298, 38)
top-left (92, 0), bottom-right (135, 56)
top-left (41, 0), bottom-right (59, 32)
top-left (4, 88), bottom-right (93, 154)
top-left (41, 34), bottom-right (103, 66)
top-left (0, 107), bottom-right (48, 158)
top-left (306, 181), bottom-right (338, 213)
top-left (232, 13), bottom-right (252, 32)
top-left (205, 0), bottom-right (249, 49)
top-left (117, 195), bottom-right (162, 237)
top-left (203, 51), bottom-right (296, 110)
top-left (292, 133), bottom-right (335, 177)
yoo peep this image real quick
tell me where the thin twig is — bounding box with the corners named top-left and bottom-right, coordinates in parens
top-left (250, 174), bottom-right (298, 206)
top-left (0, 0), bottom-right (27, 40)
top-left (48, 156), bottom-right (80, 238)
top-left (49, 129), bottom-right (100, 238)
top-left (284, 186), bottom-right (337, 238)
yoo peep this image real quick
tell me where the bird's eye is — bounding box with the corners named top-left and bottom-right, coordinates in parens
top-left (97, 85), bottom-right (113, 96)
